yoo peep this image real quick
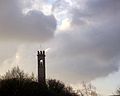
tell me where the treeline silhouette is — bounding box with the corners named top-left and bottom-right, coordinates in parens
top-left (0, 67), bottom-right (79, 96)
top-left (1, 67), bottom-right (120, 96)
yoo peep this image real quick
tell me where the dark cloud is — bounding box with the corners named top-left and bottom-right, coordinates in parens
top-left (71, 0), bottom-right (120, 26)
top-left (44, 0), bottom-right (120, 83)
top-left (0, 0), bottom-right (56, 42)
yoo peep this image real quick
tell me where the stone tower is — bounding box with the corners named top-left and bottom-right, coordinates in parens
top-left (37, 50), bottom-right (46, 83)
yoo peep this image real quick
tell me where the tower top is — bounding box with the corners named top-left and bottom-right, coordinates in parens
top-left (37, 50), bottom-right (45, 59)
top-left (37, 50), bottom-right (45, 55)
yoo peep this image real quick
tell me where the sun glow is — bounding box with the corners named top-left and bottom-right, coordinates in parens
top-left (59, 18), bottom-right (71, 31)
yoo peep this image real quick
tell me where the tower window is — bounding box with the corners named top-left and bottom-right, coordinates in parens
top-left (40, 60), bottom-right (43, 63)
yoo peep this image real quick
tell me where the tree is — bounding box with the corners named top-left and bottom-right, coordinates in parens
top-left (47, 79), bottom-right (78, 96)
top-left (0, 67), bottom-right (79, 96)
top-left (2, 67), bottom-right (27, 79)
top-left (112, 88), bottom-right (120, 96)
top-left (116, 88), bottom-right (120, 95)
top-left (1, 66), bottom-right (36, 81)
top-left (77, 82), bottom-right (98, 96)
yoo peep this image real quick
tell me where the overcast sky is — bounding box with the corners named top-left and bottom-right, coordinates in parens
top-left (0, 0), bottom-right (119, 95)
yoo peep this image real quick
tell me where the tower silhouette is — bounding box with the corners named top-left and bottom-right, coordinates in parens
top-left (37, 50), bottom-right (46, 83)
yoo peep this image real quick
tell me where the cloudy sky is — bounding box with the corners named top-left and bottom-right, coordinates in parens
top-left (0, 0), bottom-right (119, 95)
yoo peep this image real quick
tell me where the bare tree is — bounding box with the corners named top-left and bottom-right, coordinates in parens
top-left (77, 81), bottom-right (98, 96)
top-left (1, 66), bottom-right (36, 81)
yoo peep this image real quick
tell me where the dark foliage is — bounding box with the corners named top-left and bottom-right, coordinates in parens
top-left (112, 88), bottom-right (120, 96)
top-left (0, 67), bottom-right (79, 96)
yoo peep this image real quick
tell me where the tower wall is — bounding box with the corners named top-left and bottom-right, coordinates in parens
top-left (37, 50), bottom-right (46, 83)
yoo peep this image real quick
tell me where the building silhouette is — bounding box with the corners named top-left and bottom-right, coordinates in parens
top-left (37, 50), bottom-right (46, 83)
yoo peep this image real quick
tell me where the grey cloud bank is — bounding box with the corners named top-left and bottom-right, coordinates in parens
top-left (0, 0), bottom-right (120, 84)
top-left (45, 0), bottom-right (120, 83)
top-left (0, 0), bottom-right (56, 75)
top-left (0, 0), bottom-right (56, 42)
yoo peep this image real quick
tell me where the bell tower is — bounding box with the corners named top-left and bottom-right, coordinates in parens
top-left (37, 50), bottom-right (46, 83)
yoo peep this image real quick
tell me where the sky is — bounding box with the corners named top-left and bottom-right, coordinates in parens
top-left (0, 0), bottom-right (119, 95)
